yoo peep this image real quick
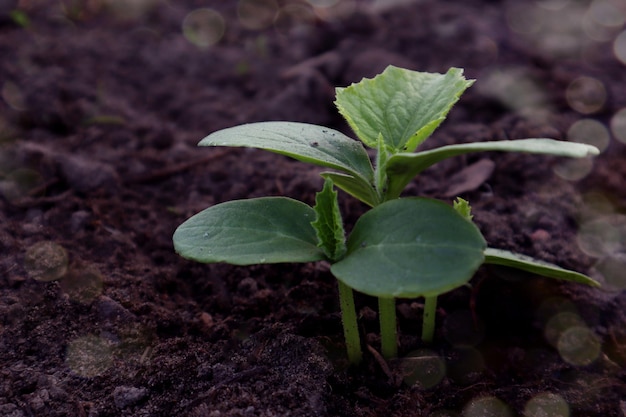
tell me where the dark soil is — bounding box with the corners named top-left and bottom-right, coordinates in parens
top-left (1, 1), bottom-right (626, 416)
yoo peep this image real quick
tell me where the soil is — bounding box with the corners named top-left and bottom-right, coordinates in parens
top-left (1, 1), bottom-right (626, 416)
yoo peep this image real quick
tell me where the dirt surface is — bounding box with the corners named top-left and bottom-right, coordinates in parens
top-left (1, 1), bottom-right (626, 416)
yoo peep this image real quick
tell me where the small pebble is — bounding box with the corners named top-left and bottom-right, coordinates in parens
top-left (58, 153), bottom-right (119, 193)
top-left (70, 210), bottom-right (91, 233)
top-left (200, 312), bottom-right (214, 328)
top-left (237, 277), bottom-right (258, 295)
top-left (113, 386), bottom-right (148, 409)
top-left (96, 296), bottom-right (135, 321)
top-left (531, 229), bottom-right (551, 241)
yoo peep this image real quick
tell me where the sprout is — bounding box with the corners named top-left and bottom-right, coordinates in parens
top-left (174, 66), bottom-right (599, 364)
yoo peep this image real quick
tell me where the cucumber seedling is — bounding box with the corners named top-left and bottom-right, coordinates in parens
top-left (174, 66), bottom-right (600, 364)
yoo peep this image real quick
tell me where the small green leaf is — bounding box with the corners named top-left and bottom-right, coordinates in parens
top-left (484, 248), bottom-right (600, 287)
top-left (173, 197), bottom-right (325, 265)
top-left (331, 198), bottom-right (486, 298)
top-left (374, 133), bottom-right (389, 197)
top-left (335, 66), bottom-right (474, 151)
top-left (312, 178), bottom-right (346, 261)
top-left (320, 172), bottom-right (381, 207)
top-left (453, 197), bottom-right (473, 220)
top-left (199, 121), bottom-right (374, 184)
top-left (10, 10), bottom-right (31, 28)
top-left (385, 139), bottom-right (600, 200)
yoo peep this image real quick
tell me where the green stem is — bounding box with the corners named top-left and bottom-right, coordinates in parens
top-left (378, 296), bottom-right (397, 359)
top-left (421, 295), bottom-right (438, 343)
top-left (337, 280), bottom-right (362, 364)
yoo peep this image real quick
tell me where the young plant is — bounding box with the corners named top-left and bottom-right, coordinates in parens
top-left (173, 66), bottom-right (600, 364)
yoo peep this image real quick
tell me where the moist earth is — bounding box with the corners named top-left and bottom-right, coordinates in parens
top-left (1, 1), bottom-right (626, 416)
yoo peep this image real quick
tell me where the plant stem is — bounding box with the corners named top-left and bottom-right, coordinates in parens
top-left (378, 296), bottom-right (397, 359)
top-left (337, 280), bottom-right (362, 364)
top-left (421, 295), bottom-right (438, 343)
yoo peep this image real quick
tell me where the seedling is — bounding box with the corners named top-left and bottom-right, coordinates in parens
top-left (174, 66), bottom-right (600, 364)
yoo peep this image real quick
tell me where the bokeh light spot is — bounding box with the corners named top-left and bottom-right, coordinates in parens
top-left (536, 297), bottom-right (578, 326)
top-left (447, 347), bottom-right (485, 385)
top-left (589, 0), bottom-right (625, 28)
top-left (309, 0), bottom-right (356, 21)
top-left (477, 68), bottom-right (551, 120)
top-left (583, 0), bottom-right (625, 41)
top-left (614, 30), bottom-right (626, 64)
top-left (508, 2), bottom-right (590, 58)
top-left (182, 9), bottom-right (225, 48)
top-left (463, 396), bottom-right (513, 417)
top-left (524, 392), bottom-right (570, 417)
top-left (577, 214), bottom-right (626, 257)
top-left (579, 191), bottom-right (615, 222)
top-left (307, 0), bottom-right (340, 7)
top-left (103, 0), bottom-right (158, 20)
top-left (553, 157), bottom-right (593, 181)
top-left (557, 325), bottom-right (601, 366)
top-left (274, 4), bottom-right (316, 35)
top-left (238, 0), bottom-right (279, 30)
top-left (60, 268), bottom-right (104, 303)
top-left (594, 253), bottom-right (626, 291)
top-left (0, 168), bottom-right (43, 203)
top-left (567, 118), bottom-right (610, 153)
top-left (506, 4), bottom-right (542, 34)
top-left (24, 241), bottom-right (69, 282)
top-left (369, 0), bottom-right (421, 13)
top-left (566, 76), bottom-right (606, 114)
top-left (399, 349), bottom-right (446, 389)
top-left (535, 0), bottom-right (570, 11)
top-left (582, 18), bottom-right (613, 43)
top-left (610, 108), bottom-right (626, 143)
top-left (544, 312), bottom-right (585, 347)
top-left (66, 335), bottom-right (114, 377)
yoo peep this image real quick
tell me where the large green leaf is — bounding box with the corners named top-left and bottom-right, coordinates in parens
top-left (331, 198), bottom-right (486, 298)
top-left (173, 197), bottom-right (325, 265)
top-left (199, 121), bottom-right (374, 184)
top-left (484, 248), bottom-right (600, 286)
top-left (335, 66), bottom-right (474, 151)
top-left (384, 139), bottom-right (600, 200)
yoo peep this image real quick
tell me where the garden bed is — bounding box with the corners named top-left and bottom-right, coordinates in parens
top-left (1, 1), bottom-right (625, 416)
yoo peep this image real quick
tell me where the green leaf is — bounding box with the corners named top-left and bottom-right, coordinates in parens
top-left (312, 178), bottom-right (346, 261)
top-left (484, 248), bottom-right (600, 287)
top-left (335, 66), bottom-right (474, 151)
top-left (173, 197), bottom-right (325, 265)
top-left (385, 139), bottom-right (600, 200)
top-left (199, 121), bottom-right (374, 184)
top-left (331, 198), bottom-right (486, 298)
top-left (320, 172), bottom-right (381, 207)
top-left (453, 197), bottom-right (473, 220)
top-left (374, 133), bottom-right (389, 197)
